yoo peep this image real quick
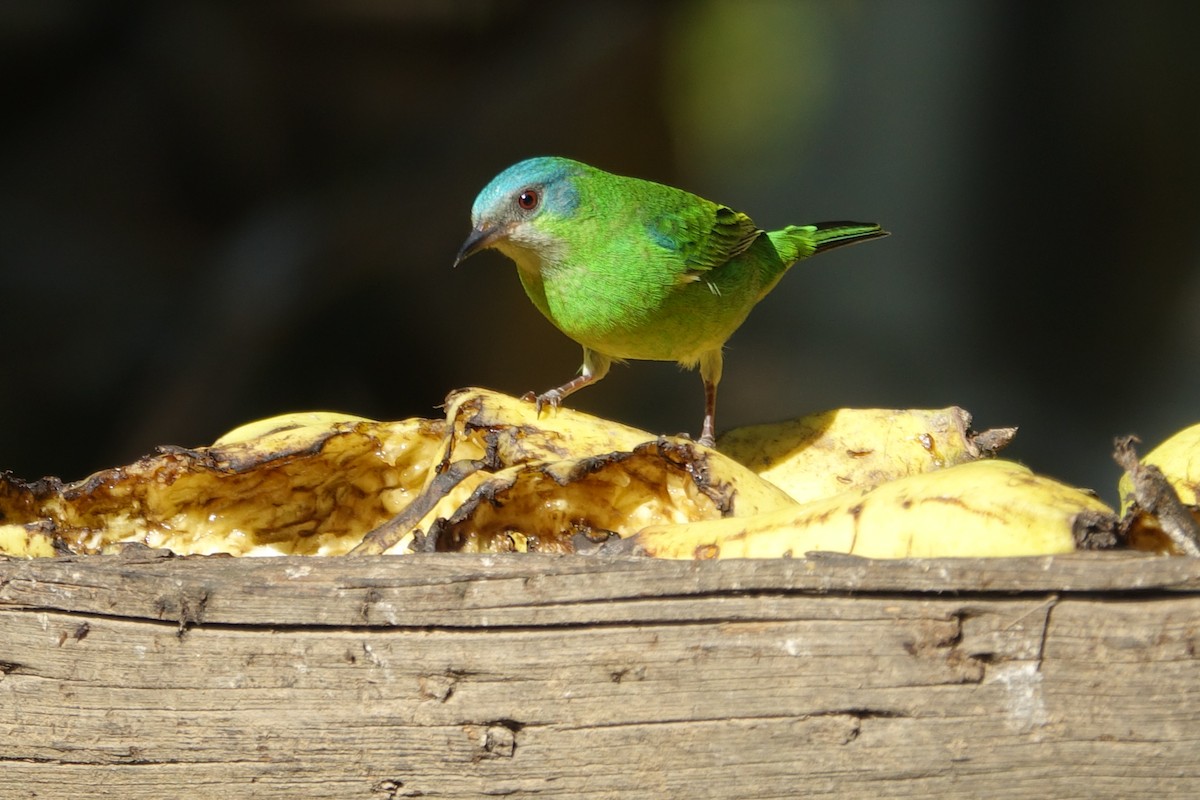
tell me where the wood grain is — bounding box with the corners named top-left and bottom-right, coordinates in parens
top-left (2, 552), bottom-right (1198, 798)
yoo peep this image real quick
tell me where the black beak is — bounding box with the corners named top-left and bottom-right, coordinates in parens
top-left (453, 225), bottom-right (505, 267)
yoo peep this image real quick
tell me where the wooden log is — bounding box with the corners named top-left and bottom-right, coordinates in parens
top-left (2, 552), bottom-right (1198, 798)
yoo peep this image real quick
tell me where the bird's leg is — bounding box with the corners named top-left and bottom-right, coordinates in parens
top-left (526, 349), bottom-right (612, 416)
top-left (697, 350), bottom-right (723, 448)
top-left (698, 380), bottom-right (717, 447)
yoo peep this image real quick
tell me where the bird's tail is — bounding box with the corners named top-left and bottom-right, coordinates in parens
top-left (768, 221), bottom-right (888, 265)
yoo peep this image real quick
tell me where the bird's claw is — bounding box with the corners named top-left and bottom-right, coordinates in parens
top-left (674, 430), bottom-right (716, 449)
top-left (523, 389), bottom-right (563, 417)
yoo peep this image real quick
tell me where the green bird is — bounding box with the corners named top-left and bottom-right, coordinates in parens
top-left (454, 157), bottom-right (887, 447)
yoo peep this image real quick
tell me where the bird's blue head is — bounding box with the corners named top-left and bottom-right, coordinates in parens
top-left (454, 157), bottom-right (586, 267)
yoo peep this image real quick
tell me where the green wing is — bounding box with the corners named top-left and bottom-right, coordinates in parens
top-left (647, 202), bottom-right (762, 276)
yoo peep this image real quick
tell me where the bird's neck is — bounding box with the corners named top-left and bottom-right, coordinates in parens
top-left (509, 251), bottom-right (555, 323)
top-left (497, 239), bottom-right (566, 280)
top-left (498, 242), bottom-right (542, 276)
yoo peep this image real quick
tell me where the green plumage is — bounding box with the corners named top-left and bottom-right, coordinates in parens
top-left (455, 157), bottom-right (887, 445)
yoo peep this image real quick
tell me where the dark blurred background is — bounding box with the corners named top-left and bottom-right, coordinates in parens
top-left (2, 0), bottom-right (1198, 504)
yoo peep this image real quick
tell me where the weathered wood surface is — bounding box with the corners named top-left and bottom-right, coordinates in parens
top-left (2, 552), bottom-right (1198, 799)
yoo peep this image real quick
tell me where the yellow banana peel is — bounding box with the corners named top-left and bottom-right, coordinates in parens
top-left (212, 411), bottom-right (375, 447)
top-left (626, 459), bottom-right (1115, 560)
top-left (405, 438), bottom-right (798, 554)
top-left (438, 387), bottom-right (657, 468)
top-left (367, 387), bottom-right (677, 553)
top-left (357, 388), bottom-right (796, 554)
top-left (0, 416), bottom-right (445, 557)
top-left (0, 522), bottom-right (61, 559)
top-left (0, 389), bottom-right (1127, 561)
top-left (718, 407), bottom-right (1015, 504)
top-left (0, 389), bottom-right (797, 558)
top-left (1118, 422), bottom-right (1200, 513)
top-left (1115, 425), bottom-right (1200, 555)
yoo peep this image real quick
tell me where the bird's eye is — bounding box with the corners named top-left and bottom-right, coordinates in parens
top-left (517, 188), bottom-right (540, 211)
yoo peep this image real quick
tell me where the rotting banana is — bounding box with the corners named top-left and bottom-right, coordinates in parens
top-left (1115, 425), bottom-right (1200, 555)
top-left (0, 389), bottom-right (1127, 562)
top-left (717, 407), bottom-right (1016, 504)
top-left (353, 388), bottom-right (796, 554)
top-left (0, 388), bottom-right (800, 558)
top-left (0, 415), bottom-right (446, 557)
top-left (372, 387), bottom-right (669, 552)
top-left (1118, 422), bottom-right (1200, 513)
top-left (622, 459), bottom-right (1116, 560)
top-left (0, 521), bottom-right (61, 559)
top-left (436, 387), bottom-right (663, 467)
top-left (213, 411), bottom-right (374, 447)
top-left (396, 438), bottom-right (799, 555)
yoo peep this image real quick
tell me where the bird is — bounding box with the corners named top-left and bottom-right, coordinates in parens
top-left (454, 156), bottom-right (887, 447)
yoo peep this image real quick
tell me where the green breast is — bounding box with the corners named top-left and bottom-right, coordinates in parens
top-left (519, 246), bottom-right (767, 365)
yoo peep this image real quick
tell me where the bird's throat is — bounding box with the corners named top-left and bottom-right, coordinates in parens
top-left (503, 243), bottom-right (562, 322)
top-left (498, 242), bottom-right (544, 278)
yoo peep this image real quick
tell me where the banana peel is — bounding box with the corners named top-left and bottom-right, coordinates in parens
top-left (1115, 427), bottom-right (1200, 555)
top-left (211, 411), bottom-right (376, 447)
top-left (437, 387), bottom-right (658, 468)
top-left (0, 390), bottom-right (797, 558)
top-left (718, 407), bottom-right (1015, 504)
top-left (1118, 423), bottom-right (1200, 512)
top-left (0, 389), bottom-right (1126, 562)
top-left (619, 459), bottom-right (1116, 560)
top-left (0, 521), bottom-right (62, 559)
top-left (0, 416), bottom-right (446, 557)
top-left (354, 388), bottom-right (678, 553)
top-left (407, 438), bottom-right (797, 554)
top-left (356, 389), bottom-right (797, 554)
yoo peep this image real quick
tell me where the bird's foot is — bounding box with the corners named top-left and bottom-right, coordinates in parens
top-left (523, 389), bottom-right (564, 417)
top-left (675, 430), bottom-right (716, 449)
